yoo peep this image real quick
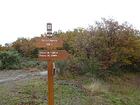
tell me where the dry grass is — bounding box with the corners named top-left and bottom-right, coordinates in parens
top-left (83, 80), bottom-right (108, 94)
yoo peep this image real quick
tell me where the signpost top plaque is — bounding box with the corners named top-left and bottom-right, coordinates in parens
top-left (35, 37), bottom-right (64, 49)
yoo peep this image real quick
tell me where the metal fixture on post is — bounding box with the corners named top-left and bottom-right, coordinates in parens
top-left (47, 23), bottom-right (52, 37)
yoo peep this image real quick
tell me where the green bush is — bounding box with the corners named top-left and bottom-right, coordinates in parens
top-left (20, 59), bottom-right (47, 70)
top-left (0, 51), bottom-right (21, 69)
top-left (55, 60), bottom-right (69, 76)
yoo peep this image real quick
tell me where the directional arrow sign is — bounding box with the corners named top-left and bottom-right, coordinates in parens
top-left (38, 50), bottom-right (70, 61)
top-left (34, 37), bottom-right (63, 49)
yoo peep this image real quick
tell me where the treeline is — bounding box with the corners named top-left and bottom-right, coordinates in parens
top-left (0, 18), bottom-right (140, 76)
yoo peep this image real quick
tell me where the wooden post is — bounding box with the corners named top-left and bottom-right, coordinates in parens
top-left (48, 60), bottom-right (54, 105)
top-left (35, 34), bottom-right (69, 105)
top-left (35, 23), bottom-right (69, 105)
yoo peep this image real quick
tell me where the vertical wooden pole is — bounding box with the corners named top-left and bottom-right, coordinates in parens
top-left (48, 60), bottom-right (54, 105)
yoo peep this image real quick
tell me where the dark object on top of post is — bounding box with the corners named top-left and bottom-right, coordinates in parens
top-left (47, 23), bottom-right (52, 36)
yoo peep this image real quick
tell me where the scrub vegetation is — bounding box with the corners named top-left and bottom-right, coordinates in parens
top-left (0, 18), bottom-right (140, 105)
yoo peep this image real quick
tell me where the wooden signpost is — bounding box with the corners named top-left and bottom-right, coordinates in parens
top-left (35, 23), bottom-right (69, 105)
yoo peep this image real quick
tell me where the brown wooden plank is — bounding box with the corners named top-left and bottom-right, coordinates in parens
top-left (34, 37), bottom-right (64, 49)
top-left (38, 50), bottom-right (70, 61)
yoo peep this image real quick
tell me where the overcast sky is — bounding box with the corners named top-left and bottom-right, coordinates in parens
top-left (0, 0), bottom-right (140, 45)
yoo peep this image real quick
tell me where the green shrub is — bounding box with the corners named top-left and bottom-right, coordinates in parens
top-left (0, 51), bottom-right (21, 69)
top-left (55, 60), bottom-right (69, 76)
top-left (20, 59), bottom-right (47, 70)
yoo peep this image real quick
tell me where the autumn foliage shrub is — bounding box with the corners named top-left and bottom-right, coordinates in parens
top-left (58, 18), bottom-right (140, 76)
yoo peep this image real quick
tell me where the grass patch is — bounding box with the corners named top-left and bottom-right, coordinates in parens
top-left (73, 73), bottom-right (140, 105)
top-left (0, 79), bottom-right (89, 105)
top-left (0, 72), bottom-right (139, 105)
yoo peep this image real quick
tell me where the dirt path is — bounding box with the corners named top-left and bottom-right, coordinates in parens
top-left (0, 70), bottom-right (48, 84)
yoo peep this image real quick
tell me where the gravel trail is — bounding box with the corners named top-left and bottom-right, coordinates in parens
top-left (0, 70), bottom-right (48, 84)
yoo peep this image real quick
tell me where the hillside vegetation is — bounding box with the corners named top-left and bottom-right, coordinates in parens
top-left (0, 18), bottom-right (140, 105)
top-left (0, 18), bottom-right (140, 77)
